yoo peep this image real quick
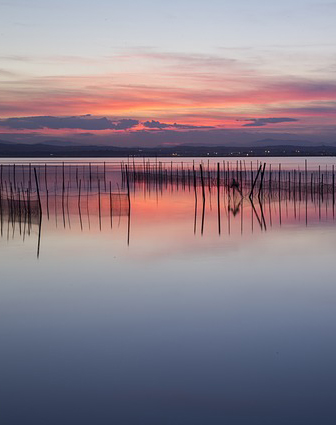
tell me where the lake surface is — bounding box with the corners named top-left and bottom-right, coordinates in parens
top-left (1, 157), bottom-right (336, 424)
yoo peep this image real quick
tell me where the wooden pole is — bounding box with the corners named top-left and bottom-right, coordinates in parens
top-left (109, 181), bottom-right (113, 228)
top-left (305, 159), bottom-right (308, 193)
top-left (89, 162), bottom-right (92, 189)
top-left (13, 163), bottom-right (16, 191)
top-left (29, 162), bottom-right (32, 191)
top-left (258, 162), bottom-right (266, 199)
top-left (98, 179), bottom-right (101, 230)
top-left (104, 161), bottom-right (106, 191)
top-left (125, 165), bottom-right (131, 211)
top-left (78, 179), bottom-right (81, 209)
top-left (333, 164), bottom-right (335, 206)
top-left (34, 167), bottom-right (42, 214)
top-left (249, 163), bottom-right (262, 198)
top-left (45, 163), bottom-right (48, 192)
top-left (193, 164), bottom-right (197, 201)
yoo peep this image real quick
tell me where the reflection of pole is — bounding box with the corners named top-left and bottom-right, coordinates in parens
top-left (125, 165), bottom-right (131, 246)
top-left (200, 164), bottom-right (205, 202)
top-left (0, 175), bottom-right (2, 235)
top-left (305, 161), bottom-right (308, 226)
top-left (46, 189), bottom-right (49, 220)
top-left (228, 192), bottom-right (231, 235)
top-left (333, 165), bottom-right (335, 219)
top-left (78, 179), bottom-right (83, 231)
top-left (54, 182), bottom-right (57, 227)
top-left (18, 188), bottom-right (22, 234)
top-left (241, 197), bottom-right (244, 234)
top-left (279, 182), bottom-right (282, 226)
top-left (249, 197), bottom-right (262, 230)
top-left (127, 206), bottom-right (131, 246)
top-left (109, 181), bottom-right (113, 228)
top-left (62, 163), bottom-right (65, 227)
top-left (194, 196), bottom-right (197, 235)
top-left (259, 197), bottom-right (267, 231)
top-left (217, 162), bottom-right (221, 235)
top-left (201, 197), bottom-right (205, 236)
top-left (78, 179), bottom-right (81, 208)
top-left (193, 164), bottom-right (197, 235)
top-left (86, 179), bottom-right (90, 229)
top-left (37, 213), bottom-right (42, 259)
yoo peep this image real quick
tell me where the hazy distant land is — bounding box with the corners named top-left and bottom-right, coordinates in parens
top-left (1, 139), bottom-right (336, 158)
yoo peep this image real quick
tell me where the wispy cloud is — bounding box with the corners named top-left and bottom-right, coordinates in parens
top-left (0, 68), bottom-right (18, 77)
top-left (2, 74), bottom-right (336, 121)
top-left (111, 50), bottom-right (240, 69)
top-left (0, 54), bottom-right (100, 65)
top-left (272, 102), bottom-right (336, 116)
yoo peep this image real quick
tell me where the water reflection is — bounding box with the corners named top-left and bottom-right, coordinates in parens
top-left (0, 160), bottom-right (335, 258)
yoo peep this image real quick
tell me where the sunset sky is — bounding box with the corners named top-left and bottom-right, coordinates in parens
top-left (0, 0), bottom-right (335, 146)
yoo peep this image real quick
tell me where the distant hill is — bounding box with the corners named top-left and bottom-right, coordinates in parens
top-left (38, 140), bottom-right (79, 147)
top-left (253, 138), bottom-right (315, 147)
top-left (0, 139), bottom-right (14, 146)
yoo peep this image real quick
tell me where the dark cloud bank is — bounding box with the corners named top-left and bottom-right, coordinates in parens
top-left (242, 118), bottom-right (299, 127)
top-left (2, 114), bottom-right (335, 147)
top-left (0, 115), bottom-right (139, 130)
top-left (143, 120), bottom-right (214, 129)
top-left (0, 115), bottom-right (298, 131)
top-left (0, 116), bottom-right (216, 131)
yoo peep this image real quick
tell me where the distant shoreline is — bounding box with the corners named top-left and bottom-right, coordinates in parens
top-left (1, 143), bottom-right (336, 158)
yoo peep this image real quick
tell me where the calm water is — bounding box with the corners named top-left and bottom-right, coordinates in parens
top-left (1, 157), bottom-right (336, 424)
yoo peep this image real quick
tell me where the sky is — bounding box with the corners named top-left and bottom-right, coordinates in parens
top-left (0, 0), bottom-right (335, 146)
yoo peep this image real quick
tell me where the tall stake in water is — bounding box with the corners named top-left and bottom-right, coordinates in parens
top-left (34, 167), bottom-right (42, 215)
